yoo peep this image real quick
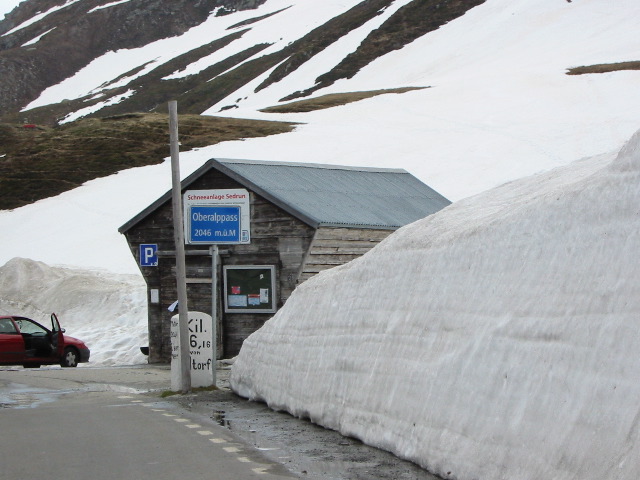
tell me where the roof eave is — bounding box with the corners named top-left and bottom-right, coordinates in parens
top-left (316, 222), bottom-right (400, 230)
top-left (118, 158), bottom-right (322, 234)
top-left (207, 159), bottom-right (321, 229)
top-left (118, 159), bottom-right (216, 234)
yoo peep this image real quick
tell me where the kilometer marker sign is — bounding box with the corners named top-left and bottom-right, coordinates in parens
top-left (183, 189), bottom-right (250, 245)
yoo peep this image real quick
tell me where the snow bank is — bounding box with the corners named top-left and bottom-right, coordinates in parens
top-left (0, 257), bottom-right (148, 366)
top-left (230, 129), bottom-right (640, 480)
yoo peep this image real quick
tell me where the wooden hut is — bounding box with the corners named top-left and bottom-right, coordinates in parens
top-left (118, 158), bottom-right (450, 362)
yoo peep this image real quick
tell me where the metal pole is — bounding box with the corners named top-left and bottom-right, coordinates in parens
top-left (211, 245), bottom-right (218, 387)
top-left (168, 100), bottom-right (191, 393)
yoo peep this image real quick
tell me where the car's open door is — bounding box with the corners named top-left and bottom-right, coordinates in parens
top-left (50, 313), bottom-right (65, 358)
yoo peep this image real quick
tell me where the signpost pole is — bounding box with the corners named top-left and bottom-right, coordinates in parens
top-left (183, 187), bottom-right (250, 389)
top-left (168, 100), bottom-right (191, 393)
top-left (210, 245), bottom-right (218, 387)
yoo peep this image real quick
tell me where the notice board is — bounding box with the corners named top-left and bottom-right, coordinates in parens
top-left (223, 265), bottom-right (276, 313)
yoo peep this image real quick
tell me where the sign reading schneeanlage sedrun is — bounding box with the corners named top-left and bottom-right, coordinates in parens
top-left (183, 189), bottom-right (251, 245)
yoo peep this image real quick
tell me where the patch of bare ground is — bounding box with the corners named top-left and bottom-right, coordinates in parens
top-left (260, 87), bottom-right (429, 113)
top-left (0, 113), bottom-right (296, 210)
top-left (566, 61), bottom-right (640, 75)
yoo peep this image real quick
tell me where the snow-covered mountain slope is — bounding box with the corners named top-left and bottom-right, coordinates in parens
top-left (1, 0), bottom-right (639, 275)
top-left (231, 128), bottom-right (640, 480)
top-left (1, 0), bottom-right (485, 117)
top-left (203, 0), bottom-right (640, 200)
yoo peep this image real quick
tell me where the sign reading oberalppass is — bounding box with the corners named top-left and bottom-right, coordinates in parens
top-left (183, 189), bottom-right (250, 244)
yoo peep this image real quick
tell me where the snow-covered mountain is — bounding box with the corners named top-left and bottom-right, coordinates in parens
top-left (1, 0), bottom-right (639, 274)
top-left (1, 0), bottom-right (486, 118)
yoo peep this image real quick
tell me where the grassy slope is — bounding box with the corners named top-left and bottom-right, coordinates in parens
top-left (0, 113), bottom-right (295, 210)
top-left (566, 61), bottom-right (640, 75)
top-left (259, 87), bottom-right (428, 113)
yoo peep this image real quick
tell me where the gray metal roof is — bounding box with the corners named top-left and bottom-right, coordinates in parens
top-left (119, 158), bottom-right (451, 233)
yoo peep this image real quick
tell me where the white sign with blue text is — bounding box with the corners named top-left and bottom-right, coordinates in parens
top-left (183, 189), bottom-right (250, 245)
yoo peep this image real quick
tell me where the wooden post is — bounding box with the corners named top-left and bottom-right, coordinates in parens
top-left (168, 100), bottom-right (191, 393)
top-left (211, 245), bottom-right (218, 387)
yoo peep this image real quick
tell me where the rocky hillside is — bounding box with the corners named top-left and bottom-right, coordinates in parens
top-left (0, 0), bottom-right (485, 124)
top-left (0, 0), bottom-right (491, 209)
top-left (1, 0), bottom-right (638, 211)
top-left (0, 0), bottom-right (489, 209)
top-left (0, 0), bottom-right (264, 119)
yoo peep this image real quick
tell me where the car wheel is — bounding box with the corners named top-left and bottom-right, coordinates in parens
top-left (60, 347), bottom-right (79, 367)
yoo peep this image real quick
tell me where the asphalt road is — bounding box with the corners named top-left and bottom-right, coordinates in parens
top-left (0, 365), bottom-right (296, 480)
top-left (0, 364), bottom-right (440, 480)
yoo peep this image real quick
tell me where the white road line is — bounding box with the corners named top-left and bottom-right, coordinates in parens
top-left (150, 410), bottom-right (280, 474)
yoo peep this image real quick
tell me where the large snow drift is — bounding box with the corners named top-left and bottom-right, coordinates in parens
top-left (231, 129), bottom-right (640, 480)
top-left (0, 257), bottom-right (147, 366)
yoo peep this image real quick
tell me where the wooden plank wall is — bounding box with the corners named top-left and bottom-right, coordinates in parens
top-left (123, 169), bottom-right (315, 362)
top-left (298, 227), bottom-right (394, 283)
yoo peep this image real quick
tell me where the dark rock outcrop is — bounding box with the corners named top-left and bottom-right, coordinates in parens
top-left (0, 0), bottom-right (266, 114)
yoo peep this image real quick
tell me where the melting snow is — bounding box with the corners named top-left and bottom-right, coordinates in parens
top-left (230, 130), bottom-right (640, 480)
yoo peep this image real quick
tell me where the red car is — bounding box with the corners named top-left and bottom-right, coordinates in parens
top-left (0, 313), bottom-right (90, 368)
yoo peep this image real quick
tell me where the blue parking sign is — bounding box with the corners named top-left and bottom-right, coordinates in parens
top-left (140, 244), bottom-right (158, 267)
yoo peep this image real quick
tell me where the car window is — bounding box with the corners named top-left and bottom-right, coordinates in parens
top-left (0, 318), bottom-right (18, 334)
top-left (14, 318), bottom-right (48, 335)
